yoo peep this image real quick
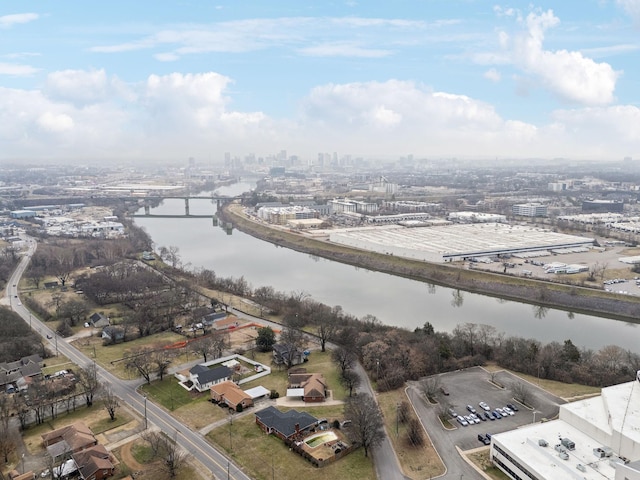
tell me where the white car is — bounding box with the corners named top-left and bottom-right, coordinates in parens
top-left (457, 416), bottom-right (469, 426)
top-left (479, 401), bottom-right (491, 411)
top-left (503, 406), bottom-right (515, 416)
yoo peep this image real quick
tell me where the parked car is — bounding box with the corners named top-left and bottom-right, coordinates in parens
top-left (484, 412), bottom-right (494, 421)
top-left (464, 415), bottom-right (476, 425)
top-left (457, 416), bottom-right (469, 426)
top-left (466, 405), bottom-right (477, 414)
top-left (496, 408), bottom-right (509, 417)
top-left (479, 401), bottom-right (491, 411)
top-left (448, 408), bottom-right (458, 418)
top-left (503, 406), bottom-right (515, 416)
top-left (506, 403), bottom-right (519, 412)
top-left (478, 433), bottom-right (491, 445)
top-left (440, 386), bottom-right (450, 396)
top-left (491, 410), bottom-right (501, 419)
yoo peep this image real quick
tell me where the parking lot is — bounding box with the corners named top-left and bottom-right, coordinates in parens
top-left (409, 366), bottom-right (566, 454)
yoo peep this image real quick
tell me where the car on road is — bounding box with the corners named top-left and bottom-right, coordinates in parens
top-left (46, 334), bottom-right (53, 339)
top-left (506, 403), bottom-right (519, 412)
top-left (479, 401), bottom-right (491, 411)
top-left (457, 416), bottom-right (469, 426)
top-left (466, 405), bottom-right (477, 414)
top-left (478, 433), bottom-right (491, 445)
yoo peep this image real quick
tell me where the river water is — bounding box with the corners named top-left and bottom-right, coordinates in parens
top-left (133, 181), bottom-right (639, 352)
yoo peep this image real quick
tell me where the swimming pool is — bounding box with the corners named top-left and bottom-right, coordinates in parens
top-left (304, 431), bottom-right (338, 448)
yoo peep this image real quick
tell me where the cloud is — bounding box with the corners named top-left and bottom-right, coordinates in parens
top-left (0, 62), bottom-right (39, 76)
top-left (617, 0), bottom-right (640, 26)
top-left (497, 9), bottom-right (620, 106)
top-left (44, 69), bottom-right (110, 105)
top-left (0, 13), bottom-right (39, 28)
top-left (90, 16), bottom-right (425, 60)
top-left (484, 68), bottom-right (501, 82)
top-left (0, 69), bottom-right (637, 161)
top-left (37, 112), bottom-right (74, 133)
top-left (298, 42), bottom-right (392, 58)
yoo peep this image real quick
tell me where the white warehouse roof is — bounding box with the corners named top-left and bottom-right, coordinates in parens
top-left (329, 223), bottom-right (594, 263)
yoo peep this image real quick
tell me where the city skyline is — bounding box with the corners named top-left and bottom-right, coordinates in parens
top-left (0, 1), bottom-right (639, 163)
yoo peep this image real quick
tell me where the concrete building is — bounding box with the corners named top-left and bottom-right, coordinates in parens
top-left (513, 203), bottom-right (548, 217)
top-left (492, 377), bottom-right (640, 480)
top-left (329, 223), bottom-right (594, 263)
top-left (582, 200), bottom-right (624, 213)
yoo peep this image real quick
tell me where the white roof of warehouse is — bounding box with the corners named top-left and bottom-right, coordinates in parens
top-left (329, 223), bottom-right (594, 262)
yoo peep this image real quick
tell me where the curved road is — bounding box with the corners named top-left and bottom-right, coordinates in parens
top-left (5, 237), bottom-right (251, 480)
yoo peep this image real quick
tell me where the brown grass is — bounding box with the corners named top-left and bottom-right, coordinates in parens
top-left (377, 390), bottom-right (444, 480)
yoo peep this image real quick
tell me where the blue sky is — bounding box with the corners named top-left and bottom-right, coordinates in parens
top-left (1, 1), bottom-right (639, 164)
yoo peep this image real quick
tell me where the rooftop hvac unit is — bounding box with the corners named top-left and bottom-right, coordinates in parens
top-left (559, 451), bottom-right (570, 460)
top-left (539, 439), bottom-right (548, 447)
top-left (577, 464), bottom-right (586, 472)
top-left (561, 438), bottom-right (576, 450)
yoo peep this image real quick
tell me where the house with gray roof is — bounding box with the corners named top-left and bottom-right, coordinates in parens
top-left (255, 406), bottom-right (318, 441)
top-left (89, 312), bottom-right (109, 328)
top-left (175, 364), bottom-right (232, 392)
top-left (0, 354), bottom-right (42, 392)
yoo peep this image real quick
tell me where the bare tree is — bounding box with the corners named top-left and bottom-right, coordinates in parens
top-left (103, 385), bottom-right (120, 421)
top-left (77, 362), bottom-right (101, 406)
top-left (332, 347), bottom-right (356, 376)
top-left (340, 369), bottom-right (361, 397)
top-left (278, 325), bottom-right (306, 369)
top-left (406, 418), bottom-right (424, 447)
top-left (0, 395), bottom-right (17, 463)
top-left (511, 381), bottom-right (532, 407)
top-left (152, 349), bottom-right (172, 381)
top-left (419, 376), bottom-right (441, 402)
top-left (142, 431), bottom-right (188, 479)
top-left (125, 348), bottom-right (155, 384)
top-left (343, 394), bottom-right (384, 457)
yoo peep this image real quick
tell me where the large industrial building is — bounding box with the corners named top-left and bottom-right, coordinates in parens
top-left (491, 376), bottom-right (640, 480)
top-left (328, 223), bottom-right (594, 263)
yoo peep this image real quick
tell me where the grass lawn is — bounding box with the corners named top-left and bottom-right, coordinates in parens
top-left (377, 390), bottom-right (445, 480)
top-left (207, 406), bottom-right (374, 480)
top-left (483, 363), bottom-right (600, 400)
top-left (73, 331), bottom-right (187, 379)
top-left (467, 451), bottom-right (510, 479)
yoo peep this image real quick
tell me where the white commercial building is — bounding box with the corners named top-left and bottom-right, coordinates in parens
top-left (513, 203), bottom-right (548, 217)
top-left (329, 223), bottom-right (594, 263)
top-left (492, 378), bottom-right (640, 480)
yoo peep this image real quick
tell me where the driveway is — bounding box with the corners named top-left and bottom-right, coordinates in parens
top-left (407, 366), bottom-right (565, 479)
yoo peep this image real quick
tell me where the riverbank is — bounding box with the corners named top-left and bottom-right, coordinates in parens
top-left (219, 203), bottom-right (640, 323)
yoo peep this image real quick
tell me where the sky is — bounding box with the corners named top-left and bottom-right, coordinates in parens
top-left (1, 0), bottom-right (639, 165)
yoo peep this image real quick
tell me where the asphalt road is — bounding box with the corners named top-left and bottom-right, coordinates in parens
top-left (5, 237), bottom-right (252, 480)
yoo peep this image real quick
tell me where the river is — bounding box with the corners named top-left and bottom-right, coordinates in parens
top-left (133, 181), bottom-right (639, 352)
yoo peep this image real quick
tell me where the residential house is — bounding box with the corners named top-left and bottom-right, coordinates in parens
top-left (89, 312), bottom-right (109, 328)
top-left (210, 381), bottom-right (253, 411)
top-left (272, 343), bottom-right (305, 367)
top-left (73, 444), bottom-right (116, 480)
top-left (0, 354), bottom-right (42, 393)
top-left (255, 406), bottom-right (318, 442)
top-left (175, 364), bottom-right (231, 392)
top-left (101, 326), bottom-right (125, 343)
top-left (287, 372), bottom-right (327, 403)
top-left (42, 422), bottom-right (97, 463)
